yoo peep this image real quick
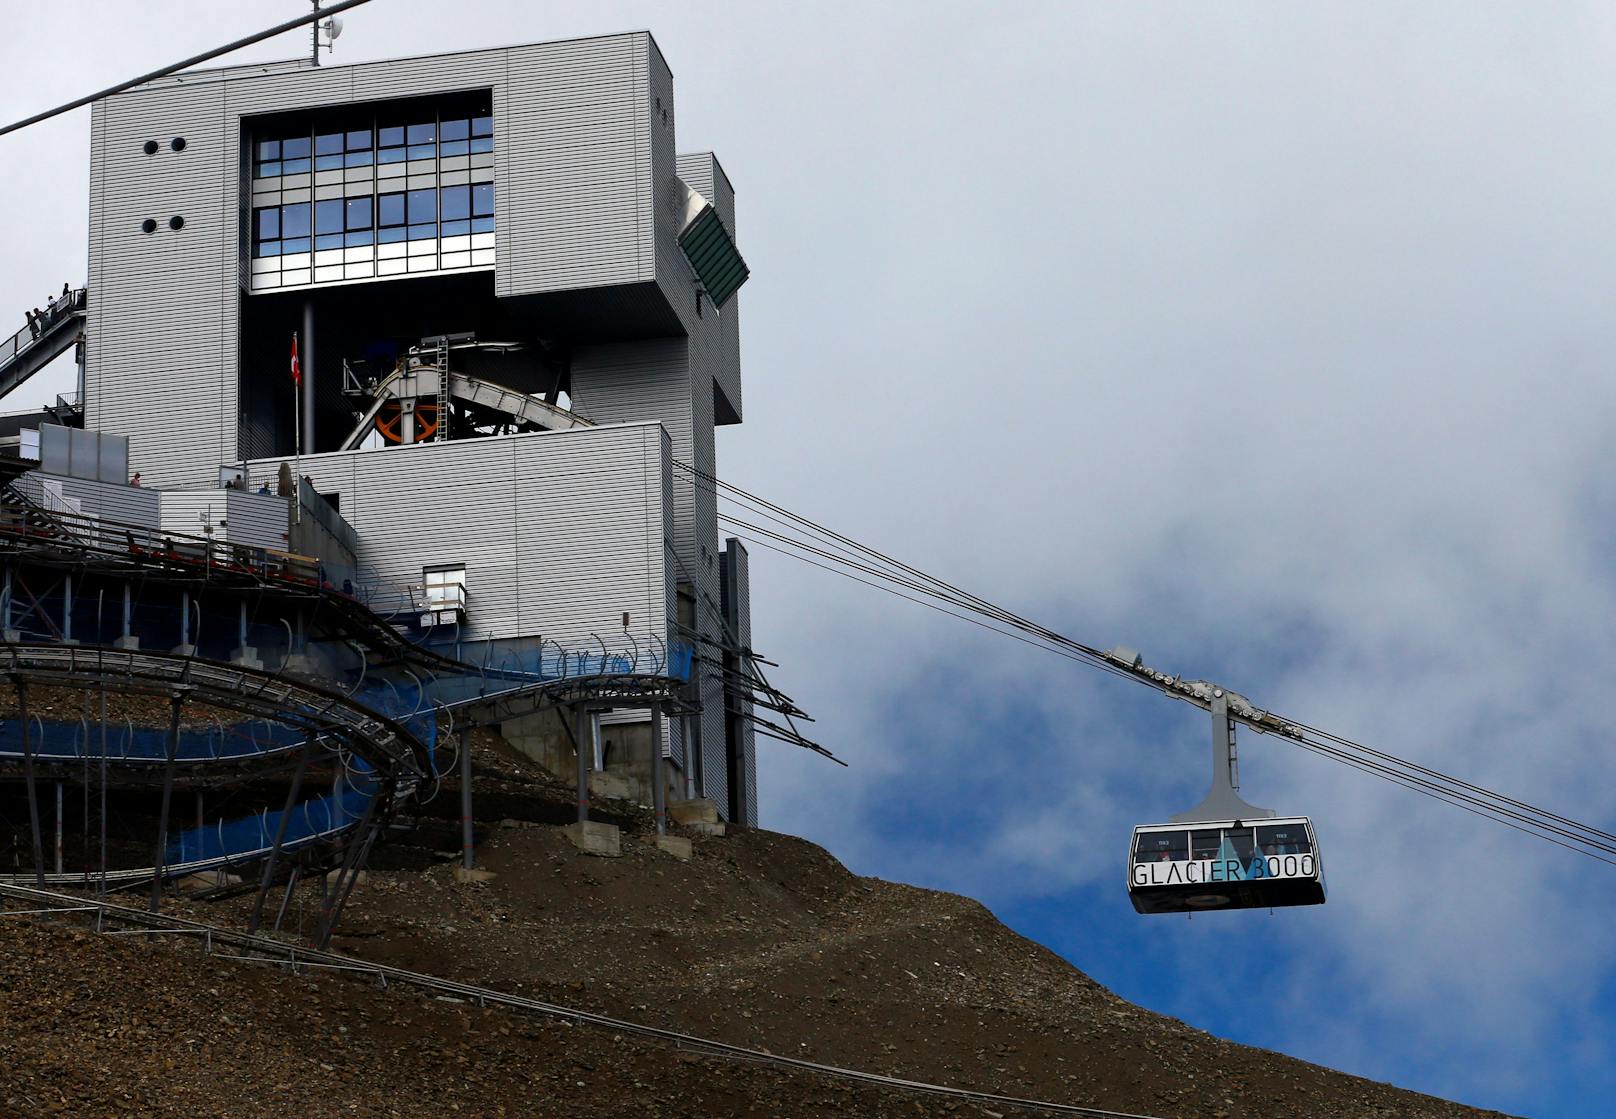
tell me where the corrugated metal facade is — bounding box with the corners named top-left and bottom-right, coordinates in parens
top-left (85, 31), bottom-right (752, 817)
top-left (247, 423), bottom-right (672, 653)
top-left (16, 473), bottom-right (160, 527)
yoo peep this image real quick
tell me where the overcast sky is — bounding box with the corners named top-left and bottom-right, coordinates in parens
top-left (6, 3), bottom-right (1615, 1115)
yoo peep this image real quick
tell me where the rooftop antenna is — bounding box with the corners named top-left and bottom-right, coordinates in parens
top-left (311, 1), bottom-right (345, 66)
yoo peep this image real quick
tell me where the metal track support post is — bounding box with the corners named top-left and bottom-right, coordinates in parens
top-left (54, 781), bottom-right (63, 875)
top-left (651, 704), bottom-right (667, 837)
top-left (459, 726), bottom-right (474, 870)
top-left (248, 734), bottom-right (313, 934)
top-left (575, 705), bottom-right (592, 824)
top-left (121, 584), bottom-right (132, 644)
top-left (316, 780), bottom-right (383, 949)
top-left (61, 574), bottom-right (72, 643)
top-left (16, 679), bottom-right (45, 886)
top-left (148, 693), bottom-right (185, 912)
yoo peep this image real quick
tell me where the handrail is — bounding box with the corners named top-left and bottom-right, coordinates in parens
top-left (0, 288), bottom-right (86, 370)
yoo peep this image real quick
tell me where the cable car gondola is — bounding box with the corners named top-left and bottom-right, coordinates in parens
top-left (1128, 689), bottom-right (1326, 914)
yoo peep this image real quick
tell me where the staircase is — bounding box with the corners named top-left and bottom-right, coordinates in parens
top-left (0, 288), bottom-right (86, 404)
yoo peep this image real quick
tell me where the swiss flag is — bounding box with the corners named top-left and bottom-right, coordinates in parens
top-left (290, 333), bottom-right (302, 388)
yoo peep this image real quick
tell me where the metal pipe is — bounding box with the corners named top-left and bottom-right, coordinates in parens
top-left (0, 0), bottom-right (375, 138)
top-left (248, 734), bottom-right (312, 934)
top-left (148, 694), bottom-right (184, 912)
top-left (459, 726), bottom-right (474, 870)
top-left (180, 590), bottom-right (190, 647)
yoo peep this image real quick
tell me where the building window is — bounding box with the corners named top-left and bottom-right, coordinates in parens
top-left (280, 136), bottom-right (311, 175)
top-left (423, 564), bottom-right (466, 610)
top-left (344, 196), bottom-right (373, 246)
top-left (378, 192), bottom-right (406, 243)
top-left (471, 183), bottom-right (494, 233)
top-left (314, 131), bottom-right (345, 171)
top-left (280, 202), bottom-right (310, 253)
top-left (314, 198), bottom-right (344, 250)
top-left (439, 118), bottom-right (470, 157)
top-left (440, 185), bottom-right (470, 237)
top-left (345, 128), bottom-right (373, 168)
top-left (406, 121), bottom-right (436, 161)
top-left (471, 114), bottom-right (493, 153)
top-left (378, 124), bottom-right (406, 164)
top-left (407, 188), bottom-right (436, 240)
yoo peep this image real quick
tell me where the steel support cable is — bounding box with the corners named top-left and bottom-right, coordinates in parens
top-left (0, 884), bottom-right (1171, 1119)
top-left (734, 526), bottom-right (1616, 862)
top-left (694, 469), bottom-right (1616, 864)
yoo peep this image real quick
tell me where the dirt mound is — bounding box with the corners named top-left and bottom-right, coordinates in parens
top-left (2, 730), bottom-right (1517, 1118)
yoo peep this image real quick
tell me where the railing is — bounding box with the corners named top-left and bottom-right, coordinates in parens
top-left (0, 287), bottom-right (85, 369)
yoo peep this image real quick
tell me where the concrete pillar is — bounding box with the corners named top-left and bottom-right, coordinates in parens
top-left (651, 705), bottom-right (667, 837)
top-left (575, 705), bottom-right (591, 824)
top-left (113, 583), bottom-right (138, 650)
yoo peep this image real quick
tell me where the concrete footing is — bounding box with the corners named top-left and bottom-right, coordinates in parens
top-left (686, 820), bottom-right (726, 838)
top-left (587, 769), bottom-right (638, 801)
top-left (654, 835), bottom-right (693, 860)
top-left (170, 643), bottom-right (195, 657)
top-left (112, 635), bottom-right (139, 650)
top-left (668, 798), bottom-right (718, 825)
top-left (453, 866), bottom-right (497, 884)
top-left (230, 647), bottom-right (262, 670)
top-left (564, 820), bottom-right (622, 857)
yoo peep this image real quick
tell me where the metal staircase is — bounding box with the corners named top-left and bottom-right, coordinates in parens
top-left (0, 288), bottom-right (86, 403)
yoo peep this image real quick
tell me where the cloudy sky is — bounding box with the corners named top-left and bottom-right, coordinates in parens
top-left (5, 3), bottom-right (1615, 1115)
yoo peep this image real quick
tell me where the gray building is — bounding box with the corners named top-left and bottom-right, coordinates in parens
top-left (73, 32), bottom-right (759, 823)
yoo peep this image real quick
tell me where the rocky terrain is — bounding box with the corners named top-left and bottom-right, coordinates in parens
top-left (0, 728), bottom-right (1518, 1118)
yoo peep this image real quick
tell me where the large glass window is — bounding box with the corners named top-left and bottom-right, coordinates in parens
top-left (314, 132), bottom-right (344, 171)
top-left (1134, 830), bottom-right (1187, 863)
top-left (439, 118), bottom-right (469, 157)
top-left (378, 125), bottom-right (406, 164)
top-left (407, 188), bottom-right (436, 240)
top-left (470, 114), bottom-right (493, 154)
top-left (406, 121), bottom-right (436, 161)
top-left (471, 183), bottom-right (494, 233)
top-left (280, 136), bottom-right (311, 175)
top-left (314, 199), bottom-right (344, 250)
top-left (255, 139), bottom-right (282, 178)
top-left (253, 207), bottom-right (281, 256)
top-left (440, 185), bottom-right (470, 237)
top-left (345, 196), bottom-right (374, 246)
top-left (345, 128), bottom-right (373, 168)
top-left (1255, 824), bottom-right (1312, 857)
top-left (280, 202), bottom-right (310, 253)
top-left (378, 192), bottom-right (406, 243)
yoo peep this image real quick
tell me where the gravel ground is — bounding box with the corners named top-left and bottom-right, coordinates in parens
top-left (0, 728), bottom-right (1521, 1118)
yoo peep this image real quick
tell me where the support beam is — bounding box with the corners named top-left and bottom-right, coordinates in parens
top-left (575, 705), bottom-right (592, 824)
top-left (61, 574), bottom-right (72, 644)
top-left (148, 693), bottom-right (185, 912)
top-left (54, 781), bottom-right (63, 876)
top-left (248, 734), bottom-right (312, 934)
top-left (651, 705), bottom-right (667, 837)
top-left (459, 726), bottom-right (474, 870)
top-left (16, 679), bottom-right (44, 886)
top-left (113, 583), bottom-right (137, 650)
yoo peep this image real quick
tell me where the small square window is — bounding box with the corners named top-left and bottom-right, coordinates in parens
top-left (346, 196), bottom-right (373, 230)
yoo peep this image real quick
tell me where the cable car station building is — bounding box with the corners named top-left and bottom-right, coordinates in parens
top-left (74, 32), bottom-right (759, 823)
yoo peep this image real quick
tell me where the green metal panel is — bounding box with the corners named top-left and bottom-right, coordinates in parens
top-left (678, 206), bottom-right (750, 308)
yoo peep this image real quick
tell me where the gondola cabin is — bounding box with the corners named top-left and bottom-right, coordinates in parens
top-left (1128, 816), bottom-right (1325, 914)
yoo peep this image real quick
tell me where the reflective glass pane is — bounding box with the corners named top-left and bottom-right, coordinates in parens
top-left (378, 148), bottom-right (405, 164)
top-left (257, 241), bottom-right (281, 258)
top-left (315, 133), bottom-right (343, 155)
top-left (1134, 831), bottom-right (1187, 861)
top-left (1190, 829), bottom-right (1221, 860)
top-left (282, 137), bottom-right (311, 158)
top-left (378, 227), bottom-right (406, 244)
top-left (346, 197), bottom-right (373, 230)
top-left (406, 144), bottom-right (436, 160)
top-left (378, 126), bottom-right (405, 147)
top-left (1223, 827), bottom-right (1257, 863)
top-left (344, 151), bottom-right (373, 168)
top-left (407, 122), bottom-right (435, 144)
top-left (407, 223), bottom-right (435, 241)
top-left (441, 220), bottom-right (470, 238)
top-left (256, 161), bottom-right (282, 178)
top-left (345, 230), bottom-right (374, 247)
top-left (440, 186), bottom-right (470, 221)
top-left (315, 153), bottom-right (344, 171)
top-left (440, 119), bottom-right (469, 141)
top-left (315, 234), bottom-right (344, 250)
top-left (346, 129), bottom-right (372, 151)
top-left (255, 207), bottom-right (280, 240)
top-left (440, 140), bottom-right (469, 157)
top-left (407, 189), bottom-right (436, 224)
top-left (281, 203), bottom-right (310, 239)
top-left (256, 140), bottom-right (281, 160)
top-left (281, 237), bottom-right (310, 254)
top-left (470, 216), bottom-right (495, 234)
top-left (469, 137), bottom-right (493, 155)
top-left (471, 115), bottom-right (493, 136)
top-left (378, 194), bottom-right (405, 226)
top-left (281, 158), bottom-right (311, 175)
top-left (1255, 824), bottom-right (1312, 856)
top-left (471, 183), bottom-right (494, 216)
top-left (315, 199), bottom-right (344, 234)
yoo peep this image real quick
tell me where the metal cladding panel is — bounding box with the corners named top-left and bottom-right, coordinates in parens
top-left (569, 339), bottom-right (696, 560)
top-left (495, 34), bottom-right (656, 298)
top-left (689, 358), bottom-right (728, 816)
top-left (224, 490), bottom-right (290, 549)
top-left (158, 491), bottom-right (225, 538)
top-left (18, 473), bottom-right (160, 528)
top-left (88, 80), bottom-right (236, 488)
top-left (246, 424), bottom-right (670, 651)
top-left (511, 424), bottom-right (669, 651)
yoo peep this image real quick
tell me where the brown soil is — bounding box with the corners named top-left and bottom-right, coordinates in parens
top-left (0, 728), bottom-right (1518, 1118)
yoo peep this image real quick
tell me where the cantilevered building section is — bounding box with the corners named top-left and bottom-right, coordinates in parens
top-left (65, 32), bottom-right (762, 823)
